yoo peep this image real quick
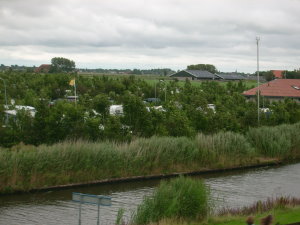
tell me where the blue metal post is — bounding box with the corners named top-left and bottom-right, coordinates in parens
top-left (97, 198), bottom-right (100, 225)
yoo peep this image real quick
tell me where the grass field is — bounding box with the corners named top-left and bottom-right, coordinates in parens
top-left (79, 72), bottom-right (258, 89)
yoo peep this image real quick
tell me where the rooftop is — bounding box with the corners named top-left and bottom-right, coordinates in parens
top-left (217, 73), bottom-right (246, 80)
top-left (271, 70), bottom-right (284, 79)
top-left (243, 79), bottom-right (300, 98)
top-left (184, 70), bottom-right (216, 79)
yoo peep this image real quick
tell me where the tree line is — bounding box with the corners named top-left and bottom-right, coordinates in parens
top-left (0, 71), bottom-right (300, 147)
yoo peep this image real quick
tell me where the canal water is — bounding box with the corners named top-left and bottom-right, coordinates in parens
top-left (1, 163), bottom-right (300, 225)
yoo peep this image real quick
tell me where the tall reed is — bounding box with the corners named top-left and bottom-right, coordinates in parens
top-left (0, 122), bottom-right (299, 193)
top-left (247, 123), bottom-right (300, 157)
top-left (132, 176), bottom-right (209, 224)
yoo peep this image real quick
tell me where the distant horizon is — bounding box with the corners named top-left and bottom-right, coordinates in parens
top-left (1, 61), bottom-right (294, 74)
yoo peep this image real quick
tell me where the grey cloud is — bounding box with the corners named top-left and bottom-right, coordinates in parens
top-left (0, 0), bottom-right (300, 72)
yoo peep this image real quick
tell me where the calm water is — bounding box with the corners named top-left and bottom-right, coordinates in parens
top-left (0, 163), bottom-right (300, 225)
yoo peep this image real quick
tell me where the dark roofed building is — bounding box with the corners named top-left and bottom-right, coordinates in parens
top-left (170, 70), bottom-right (220, 80)
top-left (34, 64), bottom-right (51, 73)
top-left (243, 79), bottom-right (300, 102)
top-left (217, 73), bottom-right (246, 80)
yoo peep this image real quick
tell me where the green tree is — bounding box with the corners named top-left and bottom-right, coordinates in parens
top-left (50, 57), bottom-right (76, 73)
top-left (286, 70), bottom-right (300, 79)
top-left (263, 71), bottom-right (275, 82)
top-left (187, 64), bottom-right (217, 73)
top-left (92, 94), bottom-right (110, 117)
top-left (104, 116), bottom-right (132, 142)
top-left (165, 108), bottom-right (195, 137)
top-left (84, 117), bottom-right (104, 141)
top-left (123, 92), bottom-right (153, 136)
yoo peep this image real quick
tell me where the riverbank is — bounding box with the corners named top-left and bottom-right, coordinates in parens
top-left (149, 197), bottom-right (300, 225)
top-left (0, 123), bottom-right (299, 194)
top-left (2, 159), bottom-right (282, 195)
top-left (153, 206), bottom-right (300, 225)
top-left (131, 177), bottom-right (300, 225)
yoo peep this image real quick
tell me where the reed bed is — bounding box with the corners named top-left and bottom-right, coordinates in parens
top-left (247, 123), bottom-right (300, 157)
top-left (0, 122), bottom-right (300, 193)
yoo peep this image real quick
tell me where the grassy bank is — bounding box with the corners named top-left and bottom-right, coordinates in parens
top-left (132, 177), bottom-right (300, 225)
top-left (153, 207), bottom-right (300, 225)
top-left (151, 197), bottom-right (300, 225)
top-left (0, 122), bottom-right (300, 193)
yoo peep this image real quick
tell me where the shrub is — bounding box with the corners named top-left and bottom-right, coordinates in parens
top-left (132, 176), bottom-right (209, 224)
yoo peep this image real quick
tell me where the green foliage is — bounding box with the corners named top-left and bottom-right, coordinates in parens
top-left (123, 92), bottom-right (153, 136)
top-left (92, 93), bottom-right (110, 116)
top-left (115, 208), bottom-right (125, 225)
top-left (262, 71), bottom-right (275, 81)
top-left (286, 70), bottom-right (300, 79)
top-left (1, 71), bottom-right (300, 147)
top-left (187, 64), bottom-right (217, 74)
top-left (247, 123), bottom-right (300, 157)
top-left (165, 109), bottom-right (195, 137)
top-left (132, 176), bottom-right (209, 224)
top-left (50, 57), bottom-right (75, 73)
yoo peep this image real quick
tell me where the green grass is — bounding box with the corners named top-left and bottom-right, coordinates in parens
top-left (132, 176), bottom-right (209, 225)
top-left (202, 207), bottom-right (300, 225)
top-left (149, 197), bottom-right (300, 225)
top-left (80, 72), bottom-right (169, 81)
top-left (145, 79), bottom-right (257, 89)
top-left (79, 72), bottom-right (257, 89)
top-left (0, 122), bottom-right (299, 193)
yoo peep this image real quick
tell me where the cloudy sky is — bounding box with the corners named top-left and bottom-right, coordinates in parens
top-left (1, 0), bottom-right (300, 72)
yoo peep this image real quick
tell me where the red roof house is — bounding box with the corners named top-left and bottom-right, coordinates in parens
top-left (243, 79), bottom-right (300, 102)
top-left (271, 70), bottom-right (284, 79)
top-left (34, 64), bottom-right (51, 73)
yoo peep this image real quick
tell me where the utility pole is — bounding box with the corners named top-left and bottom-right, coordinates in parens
top-left (256, 37), bottom-right (260, 125)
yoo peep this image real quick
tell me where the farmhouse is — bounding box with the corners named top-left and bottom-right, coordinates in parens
top-left (243, 79), bottom-right (300, 103)
top-left (170, 70), bottom-right (220, 80)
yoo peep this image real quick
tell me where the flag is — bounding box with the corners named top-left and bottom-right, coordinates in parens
top-left (69, 79), bottom-right (75, 86)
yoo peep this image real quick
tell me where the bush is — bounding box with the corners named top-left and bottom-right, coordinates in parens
top-left (132, 176), bottom-right (209, 224)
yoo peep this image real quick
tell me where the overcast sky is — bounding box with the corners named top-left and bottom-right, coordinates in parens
top-left (1, 0), bottom-right (300, 72)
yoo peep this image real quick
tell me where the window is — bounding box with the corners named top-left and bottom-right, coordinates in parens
top-left (291, 85), bottom-right (300, 90)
